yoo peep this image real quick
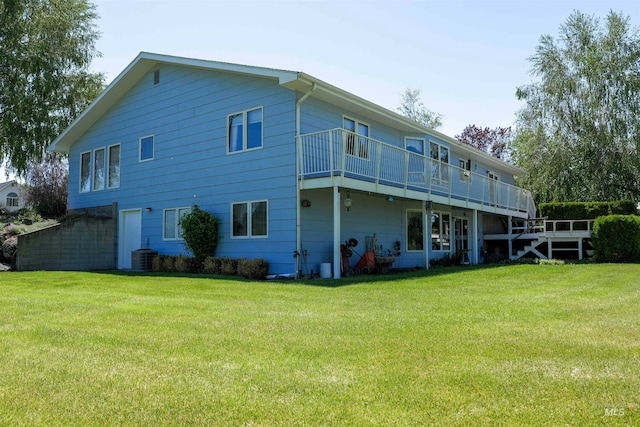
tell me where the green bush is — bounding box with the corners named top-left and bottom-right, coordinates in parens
top-left (203, 257), bottom-right (222, 275)
top-left (593, 215), bottom-right (640, 263)
top-left (151, 255), bottom-right (162, 272)
top-left (539, 200), bottom-right (637, 219)
top-left (237, 258), bottom-right (269, 280)
top-left (178, 205), bottom-right (219, 262)
top-left (161, 256), bottom-right (176, 272)
top-left (220, 258), bottom-right (238, 276)
top-left (174, 255), bottom-right (201, 273)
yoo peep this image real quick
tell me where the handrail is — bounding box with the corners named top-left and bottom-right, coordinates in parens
top-left (297, 128), bottom-right (536, 216)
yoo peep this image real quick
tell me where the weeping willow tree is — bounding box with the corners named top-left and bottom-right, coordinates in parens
top-left (512, 10), bottom-right (640, 203)
top-left (0, 0), bottom-right (104, 176)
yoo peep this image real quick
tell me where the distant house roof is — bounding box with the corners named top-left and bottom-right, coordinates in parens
top-left (0, 180), bottom-right (17, 192)
top-left (48, 52), bottom-right (524, 176)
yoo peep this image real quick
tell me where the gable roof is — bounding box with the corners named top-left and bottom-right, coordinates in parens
top-left (0, 180), bottom-right (17, 192)
top-left (48, 52), bottom-right (524, 176)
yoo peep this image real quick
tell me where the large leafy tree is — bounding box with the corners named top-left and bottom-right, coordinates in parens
top-left (512, 10), bottom-right (640, 203)
top-left (0, 0), bottom-right (104, 176)
top-left (397, 88), bottom-right (443, 130)
top-left (456, 124), bottom-right (512, 160)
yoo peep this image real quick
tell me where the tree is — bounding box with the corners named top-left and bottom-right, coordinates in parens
top-left (0, 0), bottom-right (104, 176)
top-left (512, 10), bottom-right (640, 203)
top-left (455, 125), bottom-right (512, 160)
top-left (24, 154), bottom-right (68, 217)
top-left (179, 205), bottom-right (219, 263)
top-left (397, 88), bottom-right (443, 129)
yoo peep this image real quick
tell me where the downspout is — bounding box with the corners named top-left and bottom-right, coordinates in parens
top-left (295, 83), bottom-right (317, 278)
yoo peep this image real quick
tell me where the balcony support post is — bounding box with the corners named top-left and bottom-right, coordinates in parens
top-left (333, 185), bottom-right (341, 279)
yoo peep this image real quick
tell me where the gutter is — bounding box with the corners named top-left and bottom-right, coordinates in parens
top-left (295, 82), bottom-right (317, 278)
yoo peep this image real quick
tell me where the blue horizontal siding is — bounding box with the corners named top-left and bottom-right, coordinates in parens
top-left (68, 64), bottom-right (298, 273)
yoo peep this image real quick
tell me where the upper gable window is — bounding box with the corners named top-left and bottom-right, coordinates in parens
top-left (228, 107), bottom-right (263, 153)
top-left (6, 192), bottom-right (18, 207)
top-left (140, 135), bottom-right (154, 162)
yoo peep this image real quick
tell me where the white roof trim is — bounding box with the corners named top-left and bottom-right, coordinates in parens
top-left (48, 52), bottom-right (524, 176)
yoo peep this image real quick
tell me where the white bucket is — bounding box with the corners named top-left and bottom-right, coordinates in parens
top-left (320, 263), bottom-right (332, 278)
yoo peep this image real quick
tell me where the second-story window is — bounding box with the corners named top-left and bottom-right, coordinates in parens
top-left (228, 107), bottom-right (263, 153)
top-left (343, 117), bottom-right (369, 159)
top-left (430, 141), bottom-right (449, 185)
top-left (93, 148), bottom-right (106, 191)
top-left (140, 135), bottom-right (154, 161)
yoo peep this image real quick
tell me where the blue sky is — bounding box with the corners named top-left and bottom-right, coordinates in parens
top-left (90, 0), bottom-right (638, 138)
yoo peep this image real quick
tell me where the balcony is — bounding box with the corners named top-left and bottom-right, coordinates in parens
top-left (297, 129), bottom-right (536, 218)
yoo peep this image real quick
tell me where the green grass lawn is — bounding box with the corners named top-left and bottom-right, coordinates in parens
top-left (0, 264), bottom-right (638, 426)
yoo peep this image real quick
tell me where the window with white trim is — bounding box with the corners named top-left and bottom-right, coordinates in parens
top-left (459, 158), bottom-right (471, 180)
top-left (431, 212), bottom-right (451, 251)
top-left (343, 116), bottom-right (370, 159)
top-left (228, 107), bottom-right (263, 153)
top-left (93, 148), bottom-right (106, 191)
top-left (140, 135), bottom-right (154, 161)
top-left (6, 192), bottom-right (18, 207)
top-left (80, 151), bottom-right (91, 193)
top-left (430, 141), bottom-right (449, 185)
top-left (107, 144), bottom-right (121, 189)
top-left (406, 210), bottom-right (423, 251)
top-left (163, 207), bottom-right (191, 240)
top-left (232, 200), bottom-right (268, 238)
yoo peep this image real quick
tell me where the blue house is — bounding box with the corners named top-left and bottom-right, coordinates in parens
top-left (49, 52), bottom-right (536, 277)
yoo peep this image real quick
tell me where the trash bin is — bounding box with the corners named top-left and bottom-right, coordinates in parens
top-left (320, 263), bottom-right (332, 278)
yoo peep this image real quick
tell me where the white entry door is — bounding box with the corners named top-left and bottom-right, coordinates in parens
top-left (119, 209), bottom-right (142, 269)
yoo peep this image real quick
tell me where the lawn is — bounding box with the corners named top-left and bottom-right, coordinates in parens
top-left (0, 264), bottom-right (638, 426)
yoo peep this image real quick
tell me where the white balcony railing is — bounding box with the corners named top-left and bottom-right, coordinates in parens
top-left (297, 129), bottom-right (536, 217)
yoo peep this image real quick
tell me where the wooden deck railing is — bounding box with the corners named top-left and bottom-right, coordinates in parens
top-left (298, 129), bottom-right (536, 217)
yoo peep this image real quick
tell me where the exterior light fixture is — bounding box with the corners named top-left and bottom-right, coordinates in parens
top-left (344, 191), bottom-right (352, 211)
top-left (145, 207), bottom-right (152, 212)
top-left (386, 196), bottom-right (394, 202)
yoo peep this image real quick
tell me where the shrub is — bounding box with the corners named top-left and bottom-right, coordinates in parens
top-left (237, 258), bottom-right (269, 280)
top-left (220, 258), bottom-right (238, 275)
top-left (24, 155), bottom-right (68, 218)
top-left (539, 200), bottom-right (638, 219)
top-left (161, 256), bottom-right (176, 272)
top-left (151, 255), bottom-right (162, 272)
top-left (179, 205), bottom-right (219, 262)
top-left (174, 255), bottom-right (201, 273)
top-left (203, 257), bottom-right (222, 275)
top-left (592, 215), bottom-right (640, 263)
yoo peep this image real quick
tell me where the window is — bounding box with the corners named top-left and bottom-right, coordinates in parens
top-left (431, 212), bottom-right (451, 251)
top-left (140, 135), bottom-right (154, 161)
top-left (228, 107), bottom-right (263, 153)
top-left (80, 151), bottom-right (91, 193)
top-left (163, 207), bottom-right (191, 240)
top-left (459, 159), bottom-right (471, 180)
top-left (6, 192), bottom-right (18, 207)
top-left (108, 144), bottom-right (121, 189)
top-left (430, 141), bottom-right (449, 185)
top-left (232, 200), bottom-right (268, 238)
top-left (405, 138), bottom-right (425, 155)
top-left (406, 210), bottom-right (423, 251)
top-left (93, 148), bottom-right (105, 191)
top-left (343, 117), bottom-right (369, 158)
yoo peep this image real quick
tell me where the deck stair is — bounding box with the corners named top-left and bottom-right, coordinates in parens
top-left (484, 218), bottom-right (595, 261)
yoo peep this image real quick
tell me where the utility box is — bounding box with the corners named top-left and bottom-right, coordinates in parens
top-left (131, 249), bottom-right (158, 271)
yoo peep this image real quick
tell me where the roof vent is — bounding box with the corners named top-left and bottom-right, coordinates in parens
top-left (153, 70), bottom-right (160, 85)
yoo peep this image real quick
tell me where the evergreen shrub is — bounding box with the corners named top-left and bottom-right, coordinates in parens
top-left (592, 215), bottom-right (640, 263)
